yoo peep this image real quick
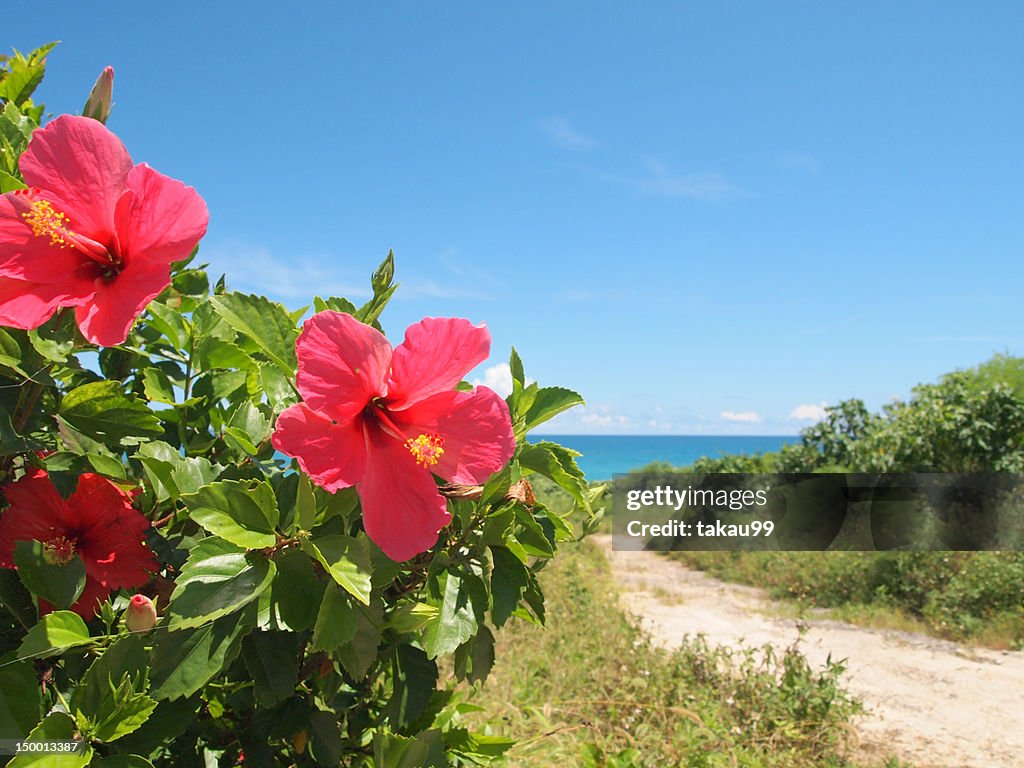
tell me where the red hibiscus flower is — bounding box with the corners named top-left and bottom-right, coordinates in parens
top-left (0, 114), bottom-right (208, 346)
top-left (0, 469), bottom-right (158, 617)
top-left (272, 311), bottom-right (515, 561)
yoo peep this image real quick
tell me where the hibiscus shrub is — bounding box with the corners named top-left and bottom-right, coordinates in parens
top-left (0, 44), bottom-right (600, 767)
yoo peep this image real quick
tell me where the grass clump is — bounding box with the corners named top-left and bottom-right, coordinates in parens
top-left (466, 539), bottom-right (872, 767)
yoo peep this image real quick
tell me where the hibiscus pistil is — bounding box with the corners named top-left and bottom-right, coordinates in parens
top-left (42, 534), bottom-right (78, 566)
top-left (406, 433), bottom-right (445, 468)
top-left (19, 193), bottom-right (117, 269)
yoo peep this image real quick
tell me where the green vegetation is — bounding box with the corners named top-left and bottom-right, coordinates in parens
top-left (638, 354), bottom-right (1024, 649)
top-left (465, 539), bottom-right (876, 768)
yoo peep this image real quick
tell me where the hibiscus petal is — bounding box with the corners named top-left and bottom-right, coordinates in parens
top-left (358, 427), bottom-right (451, 562)
top-left (0, 470), bottom-right (70, 568)
top-left (295, 311), bottom-right (391, 422)
top-left (70, 473), bottom-right (145, 536)
top-left (0, 276), bottom-right (86, 330)
top-left (67, 475), bottom-right (156, 591)
top-left (272, 403), bottom-right (368, 492)
top-left (386, 317), bottom-right (491, 410)
top-left (395, 387), bottom-right (515, 485)
top-left (0, 191), bottom-right (100, 285)
top-left (114, 163), bottom-right (209, 265)
top-left (19, 115), bottom-right (133, 240)
top-left (74, 261), bottom-right (172, 346)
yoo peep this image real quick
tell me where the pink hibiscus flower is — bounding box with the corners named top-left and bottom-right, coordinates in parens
top-left (272, 311), bottom-right (515, 561)
top-left (0, 469), bottom-right (158, 618)
top-left (0, 114), bottom-right (208, 346)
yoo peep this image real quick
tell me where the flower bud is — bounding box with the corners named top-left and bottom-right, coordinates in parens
top-left (125, 593), bottom-right (157, 632)
top-left (82, 66), bottom-right (114, 123)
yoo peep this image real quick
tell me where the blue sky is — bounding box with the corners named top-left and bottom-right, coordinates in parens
top-left (9, 2), bottom-right (1023, 434)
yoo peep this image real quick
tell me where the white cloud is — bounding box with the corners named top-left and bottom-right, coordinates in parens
top-left (205, 243), bottom-right (368, 301)
top-left (789, 402), bottom-right (828, 421)
top-left (540, 116), bottom-right (598, 151)
top-left (471, 363), bottom-right (535, 398)
top-left (581, 411), bottom-right (629, 427)
top-left (598, 156), bottom-right (744, 202)
top-left (720, 411), bottom-right (762, 423)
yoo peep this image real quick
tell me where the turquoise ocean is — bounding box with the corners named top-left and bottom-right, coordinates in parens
top-left (535, 435), bottom-right (798, 481)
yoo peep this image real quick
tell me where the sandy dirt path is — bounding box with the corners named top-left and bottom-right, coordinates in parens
top-left (593, 536), bottom-right (1024, 768)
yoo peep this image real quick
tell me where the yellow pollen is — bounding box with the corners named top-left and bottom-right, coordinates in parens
top-left (405, 432), bottom-right (445, 468)
top-left (43, 535), bottom-right (77, 566)
top-left (22, 199), bottom-right (72, 247)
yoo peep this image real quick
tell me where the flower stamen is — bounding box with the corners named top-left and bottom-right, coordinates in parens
top-left (405, 432), bottom-right (445, 467)
top-left (21, 197), bottom-right (118, 267)
top-left (42, 535), bottom-right (78, 566)
top-left (22, 199), bottom-right (72, 247)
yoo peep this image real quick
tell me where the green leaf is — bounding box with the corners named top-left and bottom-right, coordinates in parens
top-left (307, 710), bottom-right (344, 766)
top-left (489, 546), bottom-right (529, 628)
top-left (182, 480), bottom-right (279, 549)
top-left (519, 441), bottom-right (590, 511)
top-left (267, 548), bottom-right (324, 632)
top-left (172, 267), bottom-right (208, 296)
top-left (194, 338), bottom-right (252, 371)
top-left (387, 644), bottom-right (438, 732)
top-left (302, 534), bottom-right (372, 605)
top-left (145, 302), bottom-right (188, 348)
top-left (71, 637), bottom-right (156, 743)
top-left (313, 296), bottom-right (358, 315)
top-left (86, 452), bottom-right (127, 480)
top-left (18, 610), bottom-right (92, 659)
top-left (149, 607), bottom-right (254, 701)
top-left (421, 570), bottom-right (485, 659)
top-left (209, 293), bottom-right (298, 374)
top-left (13, 541), bottom-right (86, 610)
top-left (108, 697), bottom-right (198, 759)
top-left (512, 506), bottom-right (556, 557)
top-left (454, 624), bottom-right (495, 685)
top-left (0, 407), bottom-right (43, 456)
top-left (135, 441), bottom-right (220, 502)
top-left (242, 631), bottom-right (300, 707)
top-left (0, 327), bottom-right (28, 375)
top-left (7, 712), bottom-right (92, 768)
top-left (509, 347), bottom-right (525, 391)
top-left (59, 381), bottom-right (163, 446)
top-left (294, 474), bottom-right (316, 532)
top-left (259, 362), bottom-right (297, 412)
top-left (523, 386), bottom-right (584, 432)
top-left (141, 367), bottom-right (176, 405)
top-left (0, 168), bottom-right (26, 192)
top-left (70, 635), bottom-right (147, 724)
top-left (166, 538), bottom-right (275, 630)
top-left (0, 44), bottom-right (54, 105)
top-left (480, 463), bottom-right (512, 506)
top-left (0, 569), bottom-right (36, 629)
top-left (0, 657), bottom-right (41, 739)
top-left (310, 581), bottom-right (357, 652)
top-left (90, 693), bottom-right (158, 743)
top-left (223, 401), bottom-right (270, 456)
top-left (27, 311), bottom-right (77, 363)
top-left (337, 597), bottom-right (384, 680)
top-left (372, 729), bottom-right (445, 768)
